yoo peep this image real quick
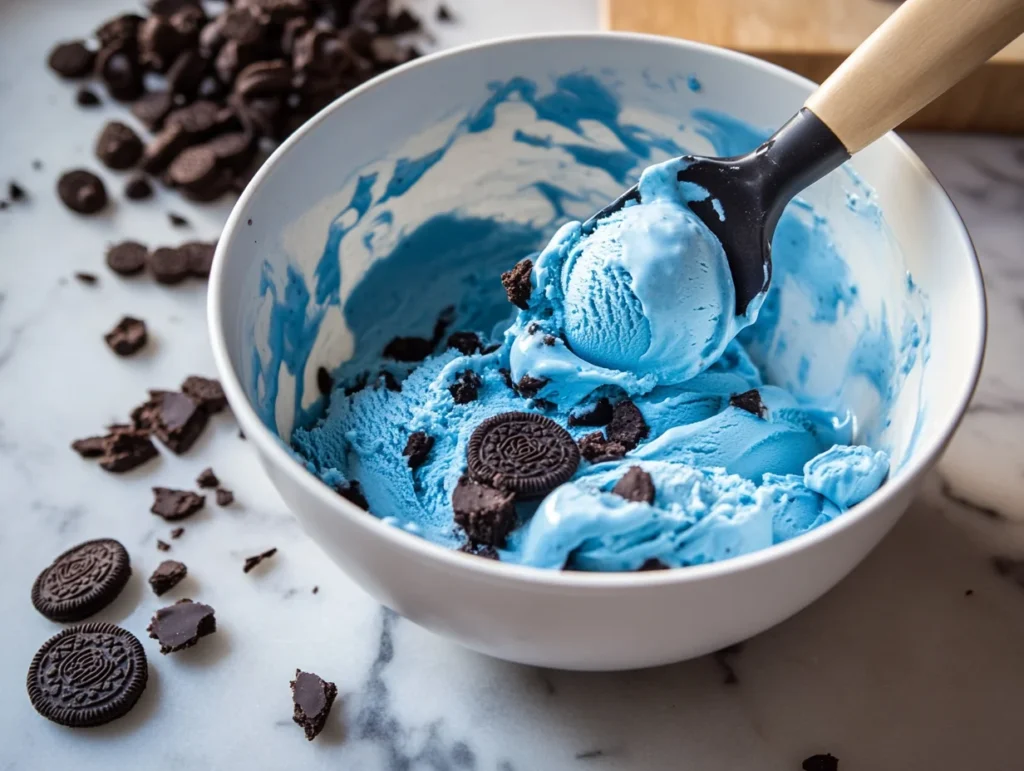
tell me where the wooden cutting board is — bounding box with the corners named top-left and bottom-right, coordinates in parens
top-left (604, 0), bottom-right (1024, 132)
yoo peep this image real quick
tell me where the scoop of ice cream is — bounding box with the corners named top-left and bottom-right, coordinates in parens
top-left (804, 445), bottom-right (890, 507)
top-left (558, 159), bottom-right (749, 384)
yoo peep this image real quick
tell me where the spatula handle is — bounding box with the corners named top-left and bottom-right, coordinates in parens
top-left (805, 0), bottom-right (1024, 154)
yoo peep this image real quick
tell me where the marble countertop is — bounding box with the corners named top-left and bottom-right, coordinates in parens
top-left (3, 1), bottom-right (1024, 769)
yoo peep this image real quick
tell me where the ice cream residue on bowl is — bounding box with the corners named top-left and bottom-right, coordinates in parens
top-left (246, 72), bottom-right (929, 572)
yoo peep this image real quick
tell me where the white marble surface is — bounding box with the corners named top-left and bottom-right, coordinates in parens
top-left (3, 1), bottom-right (1024, 769)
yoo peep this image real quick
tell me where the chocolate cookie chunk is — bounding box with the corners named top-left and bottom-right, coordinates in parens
top-left (166, 50), bottom-right (208, 98)
top-left (147, 598), bottom-right (216, 653)
top-left (168, 146), bottom-right (220, 197)
top-left (156, 539), bottom-right (171, 551)
top-left (196, 467), bottom-right (219, 488)
top-left (729, 389), bottom-right (766, 418)
top-left (291, 670), bottom-right (338, 741)
top-left (235, 59), bottom-right (293, 98)
top-left (578, 431), bottom-right (626, 463)
top-left (104, 316), bottom-right (148, 356)
top-left (202, 131), bottom-right (257, 171)
top-left (243, 547), bottom-right (277, 573)
top-left (802, 755), bottom-right (839, 771)
top-left (516, 374), bottom-right (547, 399)
top-left (458, 542), bottom-right (499, 560)
top-left (141, 124), bottom-right (189, 174)
top-left (335, 480), bottom-right (368, 510)
top-left (136, 390), bottom-right (209, 453)
top-left (568, 397), bottom-right (613, 427)
top-left (106, 240), bottom-right (149, 276)
top-left (468, 412), bottom-right (578, 497)
top-left (316, 366), bottom-right (333, 396)
top-left (95, 121), bottom-right (144, 170)
top-left (402, 431), bottom-right (434, 469)
top-left (168, 212), bottom-right (190, 227)
top-left (47, 40), bottom-right (96, 78)
top-left (446, 331), bottom-right (481, 355)
top-left (612, 466), bottom-right (655, 504)
top-left (638, 558), bottom-right (668, 571)
top-left (27, 622), bottom-right (148, 727)
top-left (71, 436), bottom-right (107, 458)
top-left (95, 13), bottom-right (144, 46)
top-left (221, 6), bottom-right (265, 45)
top-left (75, 272), bottom-right (99, 285)
top-left (75, 87), bottom-right (101, 107)
top-left (124, 175), bottom-right (154, 200)
top-left (57, 170), bottom-right (107, 215)
top-left (449, 370), bottom-right (482, 405)
top-left (132, 90), bottom-right (175, 130)
top-left (99, 427), bottom-right (159, 472)
top-left (31, 539), bottom-right (131, 622)
top-left (151, 487), bottom-right (205, 520)
top-left (138, 15), bottom-right (186, 73)
top-left (147, 246), bottom-right (190, 285)
top-left (180, 241), bottom-right (216, 278)
top-left (452, 476), bottom-right (517, 547)
top-left (181, 375), bottom-right (227, 412)
top-left (607, 400), bottom-right (649, 451)
top-left (501, 258), bottom-right (533, 309)
top-left (149, 560), bottom-right (187, 595)
top-left (96, 41), bottom-right (144, 101)
top-left (382, 335), bottom-right (433, 362)
top-left (215, 488), bottom-right (234, 506)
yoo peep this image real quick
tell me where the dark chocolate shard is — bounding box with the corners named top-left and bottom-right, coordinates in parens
top-left (382, 335), bottom-right (433, 362)
top-left (578, 431), bottom-right (627, 463)
top-left (151, 487), bottom-right (205, 520)
top-left (452, 475), bottom-right (517, 547)
top-left (612, 466), bottom-right (655, 504)
top-left (802, 754), bottom-right (839, 771)
top-left (196, 467), bottom-right (219, 488)
top-left (568, 397), bottom-right (613, 427)
top-left (243, 547), bottom-right (277, 573)
top-left (515, 375), bottom-right (548, 399)
top-left (149, 560), bottom-right (187, 595)
top-left (291, 670), bottom-right (338, 741)
top-left (335, 480), bottom-right (368, 510)
top-left (446, 331), bottom-right (481, 355)
top-left (449, 370), bottom-right (482, 405)
top-left (181, 375), bottom-right (227, 412)
top-left (501, 258), bottom-right (533, 309)
top-left (729, 389), bottom-right (766, 418)
top-left (607, 400), bottom-right (648, 450)
top-left (402, 431), bottom-right (434, 469)
top-left (147, 598), bottom-right (216, 653)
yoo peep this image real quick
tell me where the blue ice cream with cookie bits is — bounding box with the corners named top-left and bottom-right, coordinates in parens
top-left (263, 74), bottom-right (923, 573)
top-left (290, 156), bottom-right (889, 572)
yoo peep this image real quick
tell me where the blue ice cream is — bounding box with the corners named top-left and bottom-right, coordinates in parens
top-left (264, 74), bottom-right (919, 573)
top-left (290, 165), bottom-right (891, 572)
top-left (559, 160), bottom-right (755, 383)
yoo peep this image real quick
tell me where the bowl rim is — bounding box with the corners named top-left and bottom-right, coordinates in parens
top-left (208, 31), bottom-right (987, 589)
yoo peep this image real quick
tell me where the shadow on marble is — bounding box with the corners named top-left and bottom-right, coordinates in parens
top-left (91, 568), bottom-right (145, 627)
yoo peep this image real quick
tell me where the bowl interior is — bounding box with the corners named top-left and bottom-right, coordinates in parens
top-left (216, 34), bottom-right (981, 493)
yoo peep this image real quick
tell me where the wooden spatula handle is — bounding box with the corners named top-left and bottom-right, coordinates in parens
top-left (805, 0), bottom-right (1024, 153)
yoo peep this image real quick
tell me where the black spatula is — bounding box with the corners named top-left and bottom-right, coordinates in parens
top-left (584, 0), bottom-right (1024, 315)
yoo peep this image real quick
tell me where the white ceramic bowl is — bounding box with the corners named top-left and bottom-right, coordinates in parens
top-left (209, 33), bottom-right (985, 670)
